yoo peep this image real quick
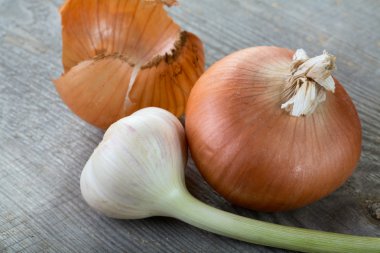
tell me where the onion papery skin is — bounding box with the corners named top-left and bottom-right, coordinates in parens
top-left (54, 0), bottom-right (204, 129)
top-left (185, 46), bottom-right (362, 212)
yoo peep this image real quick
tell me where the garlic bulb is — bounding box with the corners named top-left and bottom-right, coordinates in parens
top-left (80, 107), bottom-right (380, 253)
top-left (81, 107), bottom-right (187, 218)
top-left (54, 0), bottom-right (204, 129)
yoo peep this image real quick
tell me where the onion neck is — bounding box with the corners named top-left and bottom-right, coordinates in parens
top-left (162, 189), bottom-right (380, 253)
top-left (281, 49), bottom-right (336, 117)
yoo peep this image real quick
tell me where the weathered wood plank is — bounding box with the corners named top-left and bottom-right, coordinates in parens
top-left (0, 0), bottom-right (379, 252)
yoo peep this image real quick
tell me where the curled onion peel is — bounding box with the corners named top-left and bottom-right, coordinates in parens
top-left (186, 47), bottom-right (362, 212)
top-left (80, 108), bottom-right (379, 253)
top-left (54, 0), bottom-right (204, 129)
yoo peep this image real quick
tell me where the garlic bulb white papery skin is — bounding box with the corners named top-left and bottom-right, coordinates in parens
top-left (80, 107), bottom-right (187, 219)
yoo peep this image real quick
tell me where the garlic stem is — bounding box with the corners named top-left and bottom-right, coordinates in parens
top-left (164, 190), bottom-right (380, 253)
top-left (281, 49), bottom-right (336, 117)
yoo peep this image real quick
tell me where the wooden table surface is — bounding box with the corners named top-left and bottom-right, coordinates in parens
top-left (0, 0), bottom-right (379, 252)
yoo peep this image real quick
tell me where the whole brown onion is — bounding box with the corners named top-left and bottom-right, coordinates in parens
top-left (185, 46), bottom-right (362, 212)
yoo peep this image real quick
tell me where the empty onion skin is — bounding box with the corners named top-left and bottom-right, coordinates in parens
top-left (186, 46), bottom-right (362, 212)
top-left (54, 0), bottom-right (204, 129)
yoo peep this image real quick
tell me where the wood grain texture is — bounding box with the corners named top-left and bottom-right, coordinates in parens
top-left (0, 0), bottom-right (379, 252)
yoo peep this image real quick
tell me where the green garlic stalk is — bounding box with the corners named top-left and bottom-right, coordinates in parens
top-left (80, 107), bottom-right (380, 253)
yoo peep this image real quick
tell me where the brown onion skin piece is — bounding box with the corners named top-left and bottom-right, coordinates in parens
top-left (59, 0), bottom-right (182, 73)
top-left (185, 46), bottom-right (362, 212)
top-left (55, 32), bottom-right (204, 129)
top-left (55, 0), bottom-right (205, 129)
